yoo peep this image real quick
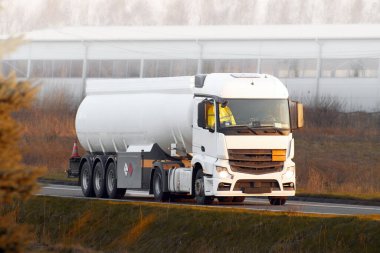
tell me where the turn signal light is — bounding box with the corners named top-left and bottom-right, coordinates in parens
top-left (272, 149), bottom-right (286, 161)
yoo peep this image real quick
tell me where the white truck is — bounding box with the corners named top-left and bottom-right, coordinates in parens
top-left (68, 73), bottom-right (303, 205)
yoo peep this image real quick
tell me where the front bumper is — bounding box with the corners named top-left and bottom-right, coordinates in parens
top-left (203, 172), bottom-right (296, 197)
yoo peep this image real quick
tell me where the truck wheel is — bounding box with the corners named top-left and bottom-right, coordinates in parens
top-left (218, 197), bottom-right (233, 203)
top-left (80, 161), bottom-right (94, 197)
top-left (194, 170), bottom-right (213, 205)
top-left (93, 162), bottom-right (107, 198)
top-left (153, 169), bottom-right (170, 202)
top-left (232, 197), bottom-right (246, 203)
top-left (269, 197), bottom-right (286, 205)
top-left (106, 162), bottom-right (126, 199)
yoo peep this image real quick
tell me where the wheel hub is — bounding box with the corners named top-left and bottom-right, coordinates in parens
top-left (95, 170), bottom-right (101, 190)
top-left (195, 178), bottom-right (204, 196)
top-left (82, 169), bottom-right (89, 189)
top-left (107, 169), bottom-right (115, 192)
top-left (154, 176), bottom-right (161, 195)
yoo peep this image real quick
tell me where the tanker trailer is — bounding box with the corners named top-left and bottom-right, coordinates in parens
top-left (68, 73), bottom-right (304, 205)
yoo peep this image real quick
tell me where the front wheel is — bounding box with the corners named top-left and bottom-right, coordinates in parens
top-left (269, 197), bottom-right (286, 205)
top-left (194, 170), bottom-right (213, 205)
top-left (218, 197), bottom-right (233, 203)
top-left (232, 196), bottom-right (246, 203)
top-left (106, 162), bottom-right (126, 199)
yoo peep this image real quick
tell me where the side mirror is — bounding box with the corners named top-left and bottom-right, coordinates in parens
top-left (297, 103), bottom-right (304, 128)
top-left (197, 101), bottom-right (206, 128)
top-left (290, 101), bottom-right (304, 130)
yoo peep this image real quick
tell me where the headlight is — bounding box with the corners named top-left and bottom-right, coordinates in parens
top-left (283, 166), bottom-right (295, 179)
top-left (283, 170), bottom-right (294, 179)
top-left (216, 166), bottom-right (233, 179)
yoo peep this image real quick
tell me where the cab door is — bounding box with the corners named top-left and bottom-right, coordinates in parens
top-left (192, 97), bottom-right (218, 172)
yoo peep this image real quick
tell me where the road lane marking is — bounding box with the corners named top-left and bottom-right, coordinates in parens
top-left (286, 202), bottom-right (380, 211)
top-left (43, 186), bottom-right (81, 191)
top-left (42, 186), bottom-right (151, 196)
top-left (245, 199), bottom-right (380, 211)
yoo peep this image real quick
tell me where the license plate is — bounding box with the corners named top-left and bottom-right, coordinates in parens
top-left (243, 187), bottom-right (272, 194)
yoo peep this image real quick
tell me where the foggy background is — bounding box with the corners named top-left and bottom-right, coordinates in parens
top-left (1, 0), bottom-right (380, 35)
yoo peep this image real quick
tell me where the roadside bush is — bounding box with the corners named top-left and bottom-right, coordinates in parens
top-left (0, 72), bottom-right (44, 253)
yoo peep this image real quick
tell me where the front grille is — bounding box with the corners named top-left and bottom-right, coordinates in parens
top-left (228, 149), bottom-right (284, 174)
top-left (233, 179), bottom-right (280, 193)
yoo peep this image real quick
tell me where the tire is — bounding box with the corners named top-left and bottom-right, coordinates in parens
top-left (232, 196), bottom-right (246, 203)
top-left (152, 169), bottom-right (170, 202)
top-left (269, 197), bottom-right (286, 205)
top-left (80, 161), bottom-right (94, 197)
top-left (105, 162), bottom-right (126, 199)
top-left (93, 161), bottom-right (107, 198)
top-left (194, 170), bottom-right (213, 205)
top-left (218, 197), bottom-right (234, 203)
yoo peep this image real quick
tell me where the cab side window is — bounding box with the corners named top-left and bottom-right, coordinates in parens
top-left (206, 103), bottom-right (215, 130)
top-left (197, 99), bottom-right (215, 131)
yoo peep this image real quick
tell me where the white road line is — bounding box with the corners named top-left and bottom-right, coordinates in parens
top-left (286, 202), bottom-right (380, 211)
top-left (245, 199), bottom-right (380, 211)
top-left (43, 186), bottom-right (81, 191)
top-left (41, 186), bottom-right (151, 197)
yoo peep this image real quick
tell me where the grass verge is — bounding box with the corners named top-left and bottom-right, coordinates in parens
top-left (18, 196), bottom-right (380, 253)
top-left (296, 190), bottom-right (380, 202)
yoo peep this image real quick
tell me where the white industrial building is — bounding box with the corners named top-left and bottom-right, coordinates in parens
top-left (1, 25), bottom-right (380, 111)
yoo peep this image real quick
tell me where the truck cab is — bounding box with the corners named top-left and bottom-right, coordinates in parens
top-left (190, 73), bottom-right (303, 204)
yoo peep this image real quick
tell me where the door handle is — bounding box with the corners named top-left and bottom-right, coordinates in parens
top-left (201, 146), bottom-right (205, 152)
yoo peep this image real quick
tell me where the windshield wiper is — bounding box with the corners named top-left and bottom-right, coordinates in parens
top-left (222, 125), bottom-right (258, 135)
top-left (249, 125), bottom-right (288, 135)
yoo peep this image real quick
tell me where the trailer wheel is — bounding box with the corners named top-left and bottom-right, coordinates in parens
top-left (153, 169), bottom-right (170, 202)
top-left (80, 161), bottom-right (94, 197)
top-left (232, 197), bottom-right (246, 203)
top-left (93, 162), bottom-right (107, 198)
top-left (106, 162), bottom-right (126, 199)
top-left (269, 197), bottom-right (286, 205)
top-left (194, 170), bottom-right (213, 205)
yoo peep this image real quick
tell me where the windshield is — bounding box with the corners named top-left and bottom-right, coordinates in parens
top-left (218, 99), bottom-right (290, 135)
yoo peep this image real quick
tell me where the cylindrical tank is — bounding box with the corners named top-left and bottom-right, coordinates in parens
top-left (75, 77), bottom-right (194, 155)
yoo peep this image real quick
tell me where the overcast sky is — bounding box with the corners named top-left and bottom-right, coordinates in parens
top-left (1, 0), bottom-right (380, 35)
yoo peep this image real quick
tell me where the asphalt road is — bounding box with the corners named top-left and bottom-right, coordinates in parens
top-left (38, 184), bottom-right (380, 216)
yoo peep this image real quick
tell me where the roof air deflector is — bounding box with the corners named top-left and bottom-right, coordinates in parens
top-left (195, 74), bottom-right (207, 88)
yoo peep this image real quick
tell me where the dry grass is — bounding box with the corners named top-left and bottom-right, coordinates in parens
top-left (19, 196), bottom-right (380, 253)
top-left (295, 97), bottom-right (380, 194)
top-left (16, 91), bottom-right (380, 196)
top-left (15, 87), bottom-right (82, 176)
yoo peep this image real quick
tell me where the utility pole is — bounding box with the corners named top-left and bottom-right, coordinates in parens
top-left (81, 42), bottom-right (88, 100)
top-left (315, 39), bottom-right (322, 106)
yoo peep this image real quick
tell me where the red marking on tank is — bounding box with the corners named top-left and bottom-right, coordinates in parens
top-left (128, 162), bottom-right (134, 176)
